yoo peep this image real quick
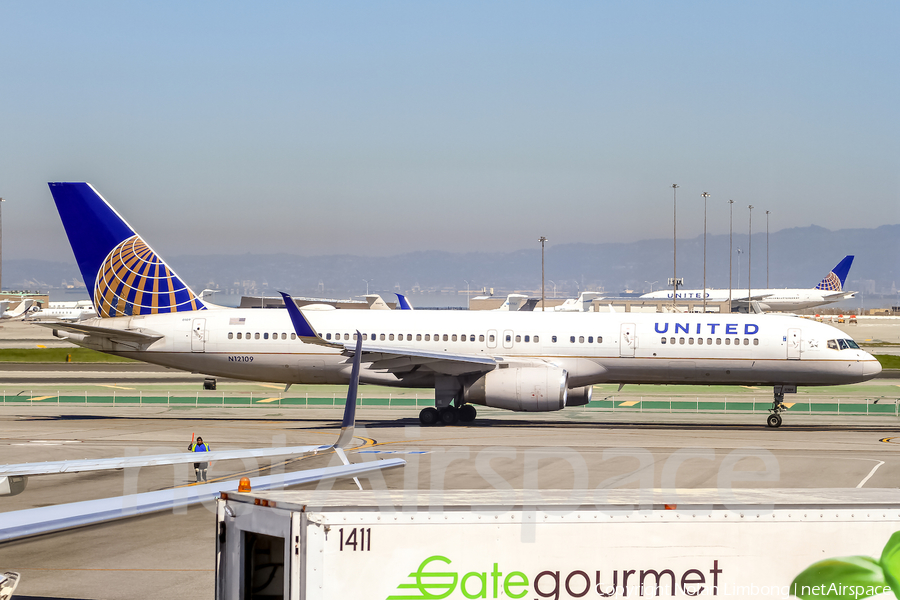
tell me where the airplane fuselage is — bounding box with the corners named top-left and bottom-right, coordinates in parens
top-left (57, 309), bottom-right (880, 393)
top-left (640, 288), bottom-right (855, 312)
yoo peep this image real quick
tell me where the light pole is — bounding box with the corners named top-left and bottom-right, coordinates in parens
top-left (766, 210), bottom-right (771, 288)
top-left (363, 279), bottom-right (369, 295)
top-left (539, 236), bottom-right (547, 311)
top-left (0, 197), bottom-right (4, 292)
top-left (671, 184), bottom-right (679, 308)
top-left (645, 280), bottom-right (658, 292)
top-left (748, 205), bottom-right (754, 303)
top-left (728, 199), bottom-right (734, 313)
top-left (736, 248), bottom-right (742, 290)
top-left (701, 192), bottom-right (710, 312)
top-left (463, 280), bottom-right (470, 310)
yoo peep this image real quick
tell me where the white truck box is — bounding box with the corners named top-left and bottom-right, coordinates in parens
top-left (215, 489), bottom-right (900, 600)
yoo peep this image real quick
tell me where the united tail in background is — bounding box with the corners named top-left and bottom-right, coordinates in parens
top-left (815, 255), bottom-right (854, 291)
top-left (48, 182), bottom-right (206, 318)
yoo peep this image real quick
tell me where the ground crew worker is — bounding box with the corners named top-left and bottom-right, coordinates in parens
top-left (188, 436), bottom-right (211, 482)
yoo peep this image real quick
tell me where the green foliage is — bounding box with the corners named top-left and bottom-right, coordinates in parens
top-left (0, 348), bottom-right (134, 363)
top-left (874, 355), bottom-right (900, 370)
top-left (880, 532), bottom-right (900, 596)
top-left (791, 533), bottom-right (900, 599)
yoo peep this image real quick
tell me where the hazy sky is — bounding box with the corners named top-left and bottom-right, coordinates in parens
top-left (1, 1), bottom-right (897, 261)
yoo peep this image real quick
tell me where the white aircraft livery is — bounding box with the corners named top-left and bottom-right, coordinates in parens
top-left (639, 256), bottom-right (857, 312)
top-left (45, 183), bottom-right (881, 428)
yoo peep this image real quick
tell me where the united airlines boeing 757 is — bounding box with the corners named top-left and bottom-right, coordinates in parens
top-left (43, 183), bottom-right (880, 429)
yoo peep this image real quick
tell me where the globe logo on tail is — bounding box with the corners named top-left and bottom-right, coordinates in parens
top-left (815, 271), bottom-right (842, 292)
top-left (94, 235), bottom-right (205, 317)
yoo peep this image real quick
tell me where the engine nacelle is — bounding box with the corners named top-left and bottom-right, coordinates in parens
top-left (0, 476), bottom-right (27, 497)
top-left (566, 385), bottom-right (593, 407)
top-left (464, 367), bottom-right (568, 412)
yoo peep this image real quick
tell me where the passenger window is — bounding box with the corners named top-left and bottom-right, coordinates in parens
top-left (380, 334), bottom-right (385, 341)
top-left (345, 333), bottom-right (350, 341)
top-left (725, 338), bottom-right (730, 345)
top-left (425, 334), bottom-right (431, 341)
top-left (282, 333), bottom-right (287, 340)
top-left (236, 332), bottom-right (242, 340)
top-left (679, 338), bottom-right (685, 344)
top-left (588, 336), bottom-right (593, 343)
top-left (697, 338), bottom-right (703, 345)
top-left (570, 336), bottom-right (575, 343)
top-left (416, 334), bottom-right (422, 341)
top-left (753, 338), bottom-right (759, 345)
top-left (470, 335), bottom-right (475, 342)
top-left (743, 338), bottom-right (749, 345)
top-left (716, 338), bottom-right (721, 345)
top-left (579, 336), bottom-right (584, 343)
top-left (505, 334), bottom-right (511, 342)
top-left (689, 337), bottom-right (694, 345)
top-left (734, 338), bottom-right (740, 345)
top-left (325, 333), bottom-right (330, 340)
top-left (389, 334), bottom-right (394, 341)
top-left (524, 335), bottom-right (530, 342)
top-left (479, 335), bottom-right (485, 342)
top-left (352, 333), bottom-right (358, 340)
top-left (707, 338), bottom-right (712, 345)
top-left (489, 334), bottom-right (495, 342)
top-left (597, 336), bottom-right (602, 343)
top-left (228, 332), bottom-right (234, 339)
top-left (515, 335), bottom-right (521, 342)
top-left (661, 337), bottom-right (666, 344)
top-left (255, 332), bottom-right (260, 340)
top-left (291, 333), bottom-right (296, 340)
top-left (670, 337), bottom-right (675, 344)
top-left (534, 335), bottom-right (539, 343)
top-left (443, 334), bottom-right (449, 342)
top-left (552, 336), bottom-right (557, 343)
top-left (452, 334), bottom-right (458, 342)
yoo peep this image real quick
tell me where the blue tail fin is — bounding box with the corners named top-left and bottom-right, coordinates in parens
top-left (48, 183), bottom-right (205, 317)
top-left (395, 293), bottom-right (414, 310)
top-left (815, 255), bottom-right (854, 291)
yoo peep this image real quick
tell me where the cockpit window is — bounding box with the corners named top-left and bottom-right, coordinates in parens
top-left (837, 339), bottom-right (849, 350)
top-left (844, 339), bottom-right (860, 349)
top-left (827, 340), bottom-right (838, 350)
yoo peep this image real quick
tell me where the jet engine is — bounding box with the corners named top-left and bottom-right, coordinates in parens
top-left (566, 385), bottom-right (593, 407)
top-left (464, 367), bottom-right (568, 412)
top-left (0, 476), bottom-right (27, 497)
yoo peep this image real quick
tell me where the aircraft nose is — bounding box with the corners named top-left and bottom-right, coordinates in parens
top-left (862, 354), bottom-right (882, 378)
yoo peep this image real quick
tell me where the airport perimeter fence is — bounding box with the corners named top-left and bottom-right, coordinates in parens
top-left (1, 389), bottom-right (899, 418)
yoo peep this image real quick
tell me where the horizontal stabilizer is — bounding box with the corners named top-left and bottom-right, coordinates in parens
top-left (35, 321), bottom-right (163, 344)
top-left (0, 458), bottom-right (405, 542)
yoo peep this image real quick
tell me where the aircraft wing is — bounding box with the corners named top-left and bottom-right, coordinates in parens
top-left (0, 458), bottom-right (405, 542)
top-left (0, 445), bottom-right (333, 477)
top-left (344, 343), bottom-right (497, 375)
top-left (34, 321), bottom-right (163, 344)
top-left (280, 291), bottom-right (498, 375)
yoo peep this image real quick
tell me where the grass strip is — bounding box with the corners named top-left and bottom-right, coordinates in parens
top-left (0, 348), bottom-right (135, 363)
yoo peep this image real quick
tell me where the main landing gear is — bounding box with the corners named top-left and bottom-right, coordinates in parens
top-left (418, 404), bottom-right (477, 426)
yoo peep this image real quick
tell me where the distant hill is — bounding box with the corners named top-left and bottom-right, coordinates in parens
top-left (6, 224), bottom-right (898, 300)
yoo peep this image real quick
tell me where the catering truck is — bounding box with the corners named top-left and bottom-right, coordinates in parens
top-left (215, 489), bottom-right (900, 600)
